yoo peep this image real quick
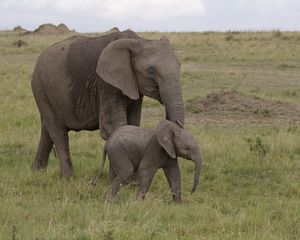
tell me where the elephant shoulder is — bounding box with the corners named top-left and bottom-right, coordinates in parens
top-left (36, 36), bottom-right (82, 67)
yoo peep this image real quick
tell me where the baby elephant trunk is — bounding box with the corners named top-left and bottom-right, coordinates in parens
top-left (191, 154), bottom-right (202, 194)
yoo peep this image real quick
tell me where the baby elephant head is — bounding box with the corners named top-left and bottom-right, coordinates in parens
top-left (156, 120), bottom-right (202, 193)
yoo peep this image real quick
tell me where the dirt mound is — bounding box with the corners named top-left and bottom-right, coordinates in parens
top-left (32, 23), bottom-right (73, 35)
top-left (110, 27), bottom-right (120, 32)
top-left (13, 25), bottom-right (27, 33)
top-left (186, 91), bottom-right (300, 124)
top-left (57, 23), bottom-right (70, 32)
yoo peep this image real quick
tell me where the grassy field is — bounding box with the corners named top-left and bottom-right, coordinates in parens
top-left (0, 30), bottom-right (299, 239)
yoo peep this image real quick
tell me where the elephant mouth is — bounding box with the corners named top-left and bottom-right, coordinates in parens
top-left (144, 85), bottom-right (162, 103)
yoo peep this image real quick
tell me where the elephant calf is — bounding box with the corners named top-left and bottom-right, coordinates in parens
top-left (95, 120), bottom-right (202, 203)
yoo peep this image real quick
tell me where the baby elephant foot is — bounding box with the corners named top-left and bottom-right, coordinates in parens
top-left (106, 192), bottom-right (118, 203)
top-left (129, 172), bottom-right (140, 186)
top-left (91, 175), bottom-right (101, 186)
top-left (136, 191), bottom-right (146, 200)
top-left (106, 196), bottom-right (115, 203)
top-left (105, 186), bottom-right (120, 203)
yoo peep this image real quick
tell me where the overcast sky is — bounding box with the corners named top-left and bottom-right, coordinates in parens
top-left (0, 0), bottom-right (299, 32)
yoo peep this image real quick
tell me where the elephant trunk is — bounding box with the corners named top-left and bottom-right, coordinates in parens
top-left (191, 153), bottom-right (202, 194)
top-left (160, 77), bottom-right (185, 125)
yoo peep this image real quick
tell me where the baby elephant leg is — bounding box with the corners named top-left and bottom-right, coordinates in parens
top-left (106, 157), bottom-right (134, 202)
top-left (163, 164), bottom-right (182, 203)
top-left (128, 171), bottom-right (139, 186)
top-left (137, 166), bottom-right (157, 200)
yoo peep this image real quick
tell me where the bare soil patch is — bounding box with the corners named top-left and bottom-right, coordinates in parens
top-left (186, 91), bottom-right (300, 124)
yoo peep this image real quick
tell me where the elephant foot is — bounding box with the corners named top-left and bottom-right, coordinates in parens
top-left (60, 159), bottom-right (74, 179)
top-left (174, 199), bottom-right (183, 204)
top-left (31, 159), bottom-right (48, 171)
top-left (173, 195), bottom-right (183, 204)
top-left (60, 165), bottom-right (74, 179)
top-left (61, 170), bottom-right (74, 179)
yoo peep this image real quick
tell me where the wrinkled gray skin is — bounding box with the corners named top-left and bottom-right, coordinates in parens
top-left (31, 30), bottom-right (184, 178)
top-left (95, 120), bottom-right (202, 203)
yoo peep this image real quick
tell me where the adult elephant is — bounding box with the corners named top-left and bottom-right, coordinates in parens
top-left (31, 30), bottom-right (184, 178)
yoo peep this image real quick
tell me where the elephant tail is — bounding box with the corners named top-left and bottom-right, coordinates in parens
top-left (92, 146), bottom-right (107, 186)
top-left (51, 146), bottom-right (57, 158)
top-left (100, 147), bottom-right (107, 178)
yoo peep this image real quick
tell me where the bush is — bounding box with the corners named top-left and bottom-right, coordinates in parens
top-left (225, 35), bottom-right (234, 41)
top-left (245, 136), bottom-right (270, 160)
top-left (272, 30), bottom-right (282, 38)
top-left (13, 39), bottom-right (28, 47)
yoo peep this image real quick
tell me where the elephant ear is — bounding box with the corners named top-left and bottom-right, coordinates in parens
top-left (96, 39), bottom-right (140, 100)
top-left (156, 120), bottom-right (176, 159)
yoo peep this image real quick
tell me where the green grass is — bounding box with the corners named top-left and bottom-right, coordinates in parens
top-left (0, 31), bottom-right (299, 239)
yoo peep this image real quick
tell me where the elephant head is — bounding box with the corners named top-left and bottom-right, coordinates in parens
top-left (96, 36), bottom-right (184, 125)
top-left (156, 120), bottom-right (202, 193)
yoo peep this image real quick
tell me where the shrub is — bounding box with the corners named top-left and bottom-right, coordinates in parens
top-left (245, 136), bottom-right (270, 160)
top-left (272, 30), bottom-right (282, 38)
top-left (225, 35), bottom-right (234, 41)
top-left (13, 39), bottom-right (28, 47)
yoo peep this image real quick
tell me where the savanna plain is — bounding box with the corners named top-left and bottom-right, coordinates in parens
top-left (0, 30), bottom-right (299, 239)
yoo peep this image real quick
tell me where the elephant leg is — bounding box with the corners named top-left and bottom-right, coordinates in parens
top-left (109, 164), bottom-right (116, 182)
top-left (126, 99), bottom-right (143, 186)
top-left (163, 163), bottom-right (182, 203)
top-left (31, 122), bottom-right (53, 170)
top-left (137, 166), bottom-right (157, 199)
top-left (44, 122), bottom-right (73, 178)
top-left (127, 98), bottom-right (143, 126)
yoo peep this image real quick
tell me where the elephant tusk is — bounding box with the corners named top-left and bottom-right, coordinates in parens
top-left (176, 120), bottom-right (184, 129)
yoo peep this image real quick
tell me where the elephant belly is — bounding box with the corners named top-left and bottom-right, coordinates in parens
top-left (46, 90), bottom-right (100, 131)
top-left (68, 112), bottom-right (99, 131)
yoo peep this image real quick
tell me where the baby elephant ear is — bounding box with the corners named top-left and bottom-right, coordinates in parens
top-left (156, 120), bottom-right (176, 159)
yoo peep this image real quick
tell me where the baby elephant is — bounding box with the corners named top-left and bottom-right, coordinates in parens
top-left (95, 120), bottom-right (202, 203)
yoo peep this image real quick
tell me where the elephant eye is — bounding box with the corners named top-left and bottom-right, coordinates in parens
top-left (147, 67), bottom-right (155, 74)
